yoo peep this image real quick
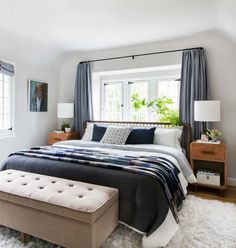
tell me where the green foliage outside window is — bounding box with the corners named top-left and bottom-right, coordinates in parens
top-left (131, 93), bottom-right (181, 126)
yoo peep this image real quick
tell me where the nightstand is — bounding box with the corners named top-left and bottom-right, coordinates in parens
top-left (48, 132), bottom-right (79, 145)
top-left (190, 141), bottom-right (227, 195)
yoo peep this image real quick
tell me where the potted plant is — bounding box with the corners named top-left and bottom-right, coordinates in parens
top-left (207, 129), bottom-right (221, 142)
top-left (61, 121), bottom-right (71, 133)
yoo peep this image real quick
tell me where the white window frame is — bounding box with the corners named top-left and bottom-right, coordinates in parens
top-left (101, 81), bottom-right (124, 121)
top-left (99, 68), bottom-right (180, 121)
top-left (0, 60), bottom-right (15, 139)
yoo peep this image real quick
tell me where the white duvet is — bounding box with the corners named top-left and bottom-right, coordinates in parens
top-left (53, 140), bottom-right (197, 188)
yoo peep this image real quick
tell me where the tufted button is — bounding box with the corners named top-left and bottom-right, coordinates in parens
top-left (58, 190), bottom-right (63, 193)
top-left (35, 178), bottom-right (40, 180)
top-left (39, 186), bottom-right (44, 190)
top-left (7, 172), bottom-right (11, 175)
top-left (51, 181), bottom-right (56, 184)
top-left (68, 184), bottom-right (74, 187)
top-left (22, 183), bottom-right (27, 186)
top-left (78, 195), bottom-right (83, 198)
top-left (21, 175), bottom-right (26, 177)
top-left (7, 180), bottom-right (12, 182)
top-left (88, 188), bottom-right (93, 191)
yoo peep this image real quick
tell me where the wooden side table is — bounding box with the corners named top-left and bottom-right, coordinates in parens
top-left (190, 141), bottom-right (227, 195)
top-left (48, 132), bottom-right (79, 145)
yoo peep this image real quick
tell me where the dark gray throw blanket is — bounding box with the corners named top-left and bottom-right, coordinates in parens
top-left (3, 145), bottom-right (185, 236)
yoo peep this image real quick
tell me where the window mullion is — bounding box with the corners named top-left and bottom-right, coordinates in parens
top-left (100, 81), bottom-right (105, 120)
top-left (149, 80), bottom-right (157, 121)
top-left (122, 80), bottom-right (129, 121)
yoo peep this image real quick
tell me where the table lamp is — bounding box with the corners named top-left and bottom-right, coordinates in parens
top-left (57, 103), bottom-right (74, 132)
top-left (194, 100), bottom-right (221, 143)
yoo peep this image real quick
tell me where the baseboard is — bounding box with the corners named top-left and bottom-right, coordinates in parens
top-left (227, 178), bottom-right (236, 186)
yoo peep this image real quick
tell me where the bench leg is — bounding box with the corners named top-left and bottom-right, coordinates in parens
top-left (20, 232), bottom-right (28, 244)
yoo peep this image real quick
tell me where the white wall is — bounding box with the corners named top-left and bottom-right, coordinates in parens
top-left (0, 30), bottom-right (62, 164)
top-left (58, 30), bottom-right (236, 184)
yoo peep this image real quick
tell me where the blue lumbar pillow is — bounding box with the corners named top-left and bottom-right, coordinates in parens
top-left (91, 124), bottom-right (107, 141)
top-left (126, 127), bottom-right (156, 144)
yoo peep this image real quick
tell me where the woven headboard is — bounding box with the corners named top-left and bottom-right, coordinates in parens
top-left (86, 121), bottom-right (191, 160)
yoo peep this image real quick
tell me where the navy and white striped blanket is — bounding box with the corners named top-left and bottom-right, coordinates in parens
top-left (10, 145), bottom-right (185, 222)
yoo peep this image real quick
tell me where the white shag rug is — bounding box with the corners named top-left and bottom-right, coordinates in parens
top-left (0, 195), bottom-right (235, 248)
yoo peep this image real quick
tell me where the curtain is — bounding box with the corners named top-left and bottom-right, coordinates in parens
top-left (74, 62), bottom-right (93, 135)
top-left (0, 60), bottom-right (15, 76)
top-left (179, 48), bottom-right (208, 140)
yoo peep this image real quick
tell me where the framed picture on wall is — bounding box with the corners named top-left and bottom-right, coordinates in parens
top-left (28, 80), bottom-right (48, 112)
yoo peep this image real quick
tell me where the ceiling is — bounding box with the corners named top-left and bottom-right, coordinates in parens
top-left (0, 0), bottom-right (235, 52)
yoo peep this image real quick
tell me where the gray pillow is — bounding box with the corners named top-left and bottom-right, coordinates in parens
top-left (100, 127), bottom-right (132, 145)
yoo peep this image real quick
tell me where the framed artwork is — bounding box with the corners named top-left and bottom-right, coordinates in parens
top-left (28, 80), bottom-right (48, 112)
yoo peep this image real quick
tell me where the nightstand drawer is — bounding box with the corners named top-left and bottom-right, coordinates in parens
top-left (48, 132), bottom-right (79, 145)
top-left (191, 144), bottom-right (225, 161)
top-left (190, 141), bottom-right (227, 194)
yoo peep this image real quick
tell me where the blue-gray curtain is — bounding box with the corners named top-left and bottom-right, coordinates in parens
top-left (74, 62), bottom-right (93, 135)
top-left (179, 48), bottom-right (208, 140)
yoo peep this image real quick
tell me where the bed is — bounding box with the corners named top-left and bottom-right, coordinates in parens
top-left (1, 121), bottom-right (196, 248)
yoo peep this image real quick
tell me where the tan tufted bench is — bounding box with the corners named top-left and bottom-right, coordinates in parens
top-left (0, 170), bottom-right (118, 248)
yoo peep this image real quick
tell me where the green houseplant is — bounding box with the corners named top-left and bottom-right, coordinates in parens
top-left (61, 121), bottom-right (71, 132)
top-left (131, 94), bottom-right (180, 126)
top-left (207, 129), bottom-right (221, 141)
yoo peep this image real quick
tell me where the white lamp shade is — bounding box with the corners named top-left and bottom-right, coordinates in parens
top-left (194, 100), bottom-right (221, 122)
top-left (57, 103), bottom-right (74, 118)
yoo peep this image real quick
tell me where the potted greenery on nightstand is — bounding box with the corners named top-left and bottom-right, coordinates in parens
top-left (206, 129), bottom-right (221, 142)
top-left (61, 121), bottom-right (71, 133)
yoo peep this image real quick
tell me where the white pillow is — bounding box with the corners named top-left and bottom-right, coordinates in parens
top-left (153, 127), bottom-right (183, 149)
top-left (100, 126), bottom-right (132, 145)
top-left (81, 124), bottom-right (94, 141)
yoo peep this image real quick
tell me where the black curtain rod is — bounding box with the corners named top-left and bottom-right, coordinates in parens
top-left (81, 46), bottom-right (203, 64)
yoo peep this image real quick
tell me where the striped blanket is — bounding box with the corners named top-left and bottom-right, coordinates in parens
top-left (10, 145), bottom-right (185, 222)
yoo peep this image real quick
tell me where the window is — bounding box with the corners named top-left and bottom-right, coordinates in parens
top-left (100, 67), bottom-right (180, 122)
top-left (0, 60), bottom-right (15, 136)
top-left (129, 81), bottom-right (149, 122)
top-left (103, 82), bottom-right (123, 121)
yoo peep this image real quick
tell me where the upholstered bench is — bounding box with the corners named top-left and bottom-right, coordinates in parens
top-left (0, 170), bottom-right (118, 248)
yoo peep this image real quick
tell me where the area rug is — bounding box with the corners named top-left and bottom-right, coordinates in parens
top-left (0, 195), bottom-right (235, 248)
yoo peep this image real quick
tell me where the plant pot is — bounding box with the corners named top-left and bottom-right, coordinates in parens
top-left (64, 127), bottom-right (71, 133)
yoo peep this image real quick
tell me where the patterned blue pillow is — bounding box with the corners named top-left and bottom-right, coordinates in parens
top-left (126, 127), bottom-right (156, 144)
top-left (100, 127), bottom-right (132, 145)
top-left (91, 124), bottom-right (107, 141)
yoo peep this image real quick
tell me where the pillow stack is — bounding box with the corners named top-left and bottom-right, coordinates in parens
top-left (81, 124), bottom-right (183, 149)
top-left (82, 124), bottom-right (157, 145)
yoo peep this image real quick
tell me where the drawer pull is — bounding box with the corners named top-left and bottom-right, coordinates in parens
top-left (201, 150), bottom-right (215, 155)
top-left (54, 138), bottom-right (62, 141)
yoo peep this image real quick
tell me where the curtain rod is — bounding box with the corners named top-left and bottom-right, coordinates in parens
top-left (81, 46), bottom-right (204, 64)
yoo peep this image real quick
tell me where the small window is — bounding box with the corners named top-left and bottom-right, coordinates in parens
top-left (129, 81), bottom-right (149, 122)
top-left (0, 60), bottom-right (15, 137)
top-left (103, 82), bottom-right (123, 121)
top-left (157, 79), bottom-right (180, 110)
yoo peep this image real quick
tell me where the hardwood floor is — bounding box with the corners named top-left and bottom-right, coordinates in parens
top-left (188, 185), bottom-right (236, 204)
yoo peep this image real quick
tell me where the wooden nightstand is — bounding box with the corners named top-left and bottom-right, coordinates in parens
top-left (190, 141), bottom-right (227, 195)
top-left (48, 132), bottom-right (79, 145)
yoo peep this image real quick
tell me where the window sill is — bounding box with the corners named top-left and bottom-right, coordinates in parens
top-left (0, 131), bottom-right (16, 140)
